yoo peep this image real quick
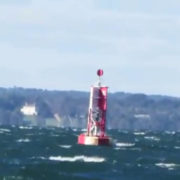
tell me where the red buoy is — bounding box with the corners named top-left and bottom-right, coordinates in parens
top-left (78, 69), bottom-right (111, 146)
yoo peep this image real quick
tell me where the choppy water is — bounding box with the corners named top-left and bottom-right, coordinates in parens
top-left (0, 126), bottom-right (180, 180)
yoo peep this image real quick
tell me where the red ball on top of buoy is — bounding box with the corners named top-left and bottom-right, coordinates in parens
top-left (97, 69), bottom-right (103, 77)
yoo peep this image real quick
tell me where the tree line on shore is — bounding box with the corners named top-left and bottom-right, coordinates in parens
top-left (0, 87), bottom-right (180, 131)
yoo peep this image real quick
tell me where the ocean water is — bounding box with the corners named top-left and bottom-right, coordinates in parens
top-left (0, 127), bottom-right (180, 180)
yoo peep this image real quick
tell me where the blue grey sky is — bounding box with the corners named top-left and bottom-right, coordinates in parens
top-left (0, 0), bottom-right (180, 96)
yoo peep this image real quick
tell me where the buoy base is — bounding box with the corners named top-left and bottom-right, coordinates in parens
top-left (78, 134), bottom-right (111, 146)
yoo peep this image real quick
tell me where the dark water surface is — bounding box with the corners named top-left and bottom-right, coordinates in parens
top-left (0, 126), bottom-right (180, 180)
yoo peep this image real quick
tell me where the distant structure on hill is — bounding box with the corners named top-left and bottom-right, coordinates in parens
top-left (20, 104), bottom-right (38, 116)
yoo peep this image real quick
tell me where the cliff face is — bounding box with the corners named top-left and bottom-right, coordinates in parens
top-left (0, 87), bottom-right (180, 131)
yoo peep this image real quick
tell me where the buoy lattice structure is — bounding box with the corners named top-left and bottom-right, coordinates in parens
top-left (78, 69), bottom-right (111, 146)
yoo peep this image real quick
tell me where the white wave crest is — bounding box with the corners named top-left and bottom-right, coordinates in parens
top-left (134, 132), bottom-right (145, 135)
top-left (144, 136), bottom-right (160, 141)
top-left (19, 126), bottom-right (33, 130)
top-left (155, 163), bottom-right (180, 170)
top-left (165, 131), bottom-right (175, 135)
top-left (116, 142), bottom-right (135, 147)
top-left (49, 155), bottom-right (105, 163)
top-left (51, 134), bottom-right (59, 137)
top-left (81, 129), bottom-right (87, 132)
top-left (174, 146), bottom-right (180, 149)
top-left (17, 138), bottom-right (31, 143)
top-left (31, 156), bottom-right (46, 160)
top-left (0, 128), bottom-right (11, 132)
top-left (114, 147), bottom-right (126, 150)
top-left (59, 145), bottom-right (72, 149)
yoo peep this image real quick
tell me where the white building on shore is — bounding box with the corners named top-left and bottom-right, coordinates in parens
top-left (20, 104), bottom-right (38, 116)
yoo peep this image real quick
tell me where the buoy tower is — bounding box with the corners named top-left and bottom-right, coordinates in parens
top-left (78, 69), bottom-right (111, 146)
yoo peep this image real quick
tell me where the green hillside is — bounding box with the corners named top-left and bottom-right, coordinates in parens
top-left (0, 87), bottom-right (180, 131)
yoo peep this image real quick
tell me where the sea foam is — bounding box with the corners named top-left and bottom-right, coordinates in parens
top-left (19, 126), bottom-right (33, 130)
top-left (59, 145), bottom-right (72, 149)
top-left (174, 146), bottom-right (180, 149)
top-left (144, 136), bottom-right (160, 141)
top-left (16, 139), bottom-right (31, 143)
top-left (116, 142), bottom-right (135, 147)
top-left (134, 132), bottom-right (145, 136)
top-left (49, 155), bottom-right (105, 163)
top-left (0, 128), bottom-right (11, 133)
top-left (155, 163), bottom-right (179, 170)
